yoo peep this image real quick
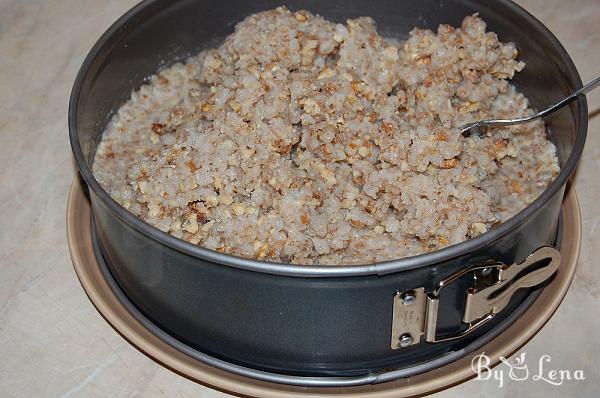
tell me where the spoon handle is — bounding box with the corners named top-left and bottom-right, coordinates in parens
top-left (461, 75), bottom-right (600, 134)
top-left (538, 74), bottom-right (600, 119)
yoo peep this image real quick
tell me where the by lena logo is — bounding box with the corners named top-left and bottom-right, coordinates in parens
top-left (471, 352), bottom-right (585, 388)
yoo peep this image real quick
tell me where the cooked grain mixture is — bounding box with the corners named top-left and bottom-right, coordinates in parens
top-left (93, 8), bottom-right (559, 265)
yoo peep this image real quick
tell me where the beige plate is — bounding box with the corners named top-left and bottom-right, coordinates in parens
top-left (67, 177), bottom-right (581, 398)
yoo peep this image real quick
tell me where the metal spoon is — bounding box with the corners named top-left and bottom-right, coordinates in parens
top-left (460, 75), bottom-right (600, 137)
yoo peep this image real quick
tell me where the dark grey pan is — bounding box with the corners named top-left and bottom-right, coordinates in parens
top-left (69, 0), bottom-right (586, 383)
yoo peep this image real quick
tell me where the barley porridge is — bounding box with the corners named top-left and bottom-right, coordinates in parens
top-left (93, 8), bottom-right (560, 265)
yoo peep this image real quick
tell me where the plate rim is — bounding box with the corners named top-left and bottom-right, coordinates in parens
top-left (67, 177), bottom-right (581, 398)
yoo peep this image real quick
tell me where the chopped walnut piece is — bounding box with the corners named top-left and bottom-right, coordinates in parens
top-left (440, 157), bottom-right (458, 169)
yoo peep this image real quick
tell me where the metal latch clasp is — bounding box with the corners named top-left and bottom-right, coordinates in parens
top-left (391, 246), bottom-right (561, 349)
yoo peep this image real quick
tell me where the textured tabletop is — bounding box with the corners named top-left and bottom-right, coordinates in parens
top-left (1, 1), bottom-right (599, 396)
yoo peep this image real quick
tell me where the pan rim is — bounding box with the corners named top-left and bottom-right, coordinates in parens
top-left (68, 0), bottom-right (588, 277)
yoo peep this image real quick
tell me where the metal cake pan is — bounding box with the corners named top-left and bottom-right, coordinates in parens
top-left (68, 0), bottom-right (587, 381)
